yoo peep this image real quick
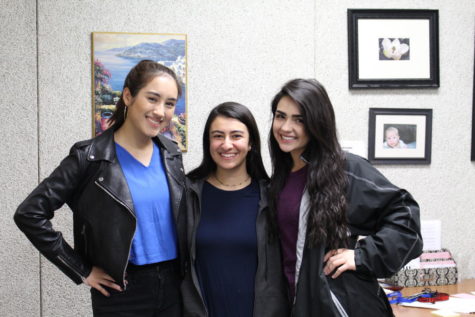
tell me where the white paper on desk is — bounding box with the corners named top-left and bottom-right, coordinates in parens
top-left (421, 219), bottom-right (442, 250)
top-left (401, 297), bottom-right (475, 314)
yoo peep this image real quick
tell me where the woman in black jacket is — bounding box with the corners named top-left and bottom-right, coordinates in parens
top-left (182, 102), bottom-right (289, 317)
top-left (14, 60), bottom-right (187, 316)
top-left (268, 78), bottom-right (423, 316)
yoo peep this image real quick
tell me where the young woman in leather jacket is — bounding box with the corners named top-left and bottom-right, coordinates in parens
top-left (14, 60), bottom-right (187, 316)
top-left (181, 102), bottom-right (289, 317)
top-left (268, 79), bottom-right (423, 316)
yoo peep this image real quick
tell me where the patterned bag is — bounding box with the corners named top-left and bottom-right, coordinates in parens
top-left (385, 249), bottom-right (458, 287)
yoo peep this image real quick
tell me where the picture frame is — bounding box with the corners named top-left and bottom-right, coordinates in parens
top-left (91, 32), bottom-right (188, 151)
top-left (348, 9), bottom-right (439, 89)
top-left (368, 108), bottom-right (432, 164)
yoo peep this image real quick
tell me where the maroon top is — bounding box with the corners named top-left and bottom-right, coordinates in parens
top-left (276, 165), bottom-right (308, 298)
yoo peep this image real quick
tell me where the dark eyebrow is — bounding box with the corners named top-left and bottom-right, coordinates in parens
top-left (146, 91), bottom-right (177, 102)
top-left (276, 109), bottom-right (303, 119)
top-left (210, 129), bottom-right (245, 134)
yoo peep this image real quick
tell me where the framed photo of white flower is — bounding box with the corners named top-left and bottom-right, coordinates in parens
top-left (348, 9), bottom-right (439, 89)
top-left (368, 108), bottom-right (432, 164)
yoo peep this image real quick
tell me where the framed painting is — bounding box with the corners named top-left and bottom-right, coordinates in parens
top-left (92, 32), bottom-right (187, 151)
top-left (348, 9), bottom-right (439, 89)
top-left (368, 108), bottom-right (432, 164)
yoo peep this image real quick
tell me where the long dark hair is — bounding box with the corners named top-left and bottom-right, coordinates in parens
top-left (268, 79), bottom-right (348, 249)
top-left (188, 102), bottom-right (269, 182)
top-left (109, 60), bottom-right (182, 129)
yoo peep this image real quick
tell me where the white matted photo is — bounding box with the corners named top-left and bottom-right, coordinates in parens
top-left (348, 9), bottom-right (439, 89)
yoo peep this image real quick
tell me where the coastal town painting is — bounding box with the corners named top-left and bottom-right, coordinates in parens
top-left (92, 32), bottom-right (187, 151)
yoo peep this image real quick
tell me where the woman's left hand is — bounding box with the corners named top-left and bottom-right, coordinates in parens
top-left (323, 249), bottom-right (356, 278)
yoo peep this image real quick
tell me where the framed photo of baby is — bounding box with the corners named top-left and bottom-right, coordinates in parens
top-left (368, 108), bottom-right (432, 164)
top-left (348, 9), bottom-right (439, 89)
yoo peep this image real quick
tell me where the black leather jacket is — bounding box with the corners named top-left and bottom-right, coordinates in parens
top-left (14, 128), bottom-right (187, 288)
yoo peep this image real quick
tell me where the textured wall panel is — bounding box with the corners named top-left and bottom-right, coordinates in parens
top-left (0, 0), bottom-right (40, 316)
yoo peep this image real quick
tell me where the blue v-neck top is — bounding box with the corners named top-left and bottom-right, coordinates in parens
top-left (115, 142), bottom-right (177, 265)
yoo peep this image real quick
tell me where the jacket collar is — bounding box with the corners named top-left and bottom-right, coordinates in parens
top-left (86, 127), bottom-right (181, 162)
top-left (187, 178), bottom-right (204, 198)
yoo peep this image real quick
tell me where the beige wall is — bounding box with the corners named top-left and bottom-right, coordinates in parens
top-left (0, 0), bottom-right (40, 316)
top-left (1, 0), bottom-right (474, 315)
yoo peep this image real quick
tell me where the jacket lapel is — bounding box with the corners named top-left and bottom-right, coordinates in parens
top-left (87, 128), bottom-right (135, 216)
top-left (154, 135), bottom-right (185, 223)
top-left (95, 160), bottom-right (135, 216)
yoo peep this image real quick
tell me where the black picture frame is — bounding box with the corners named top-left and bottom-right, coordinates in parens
top-left (348, 9), bottom-right (439, 89)
top-left (368, 108), bottom-right (432, 164)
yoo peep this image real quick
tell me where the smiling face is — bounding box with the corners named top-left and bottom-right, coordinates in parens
top-left (209, 116), bottom-right (251, 173)
top-left (385, 129), bottom-right (400, 148)
top-left (272, 96), bottom-right (310, 161)
top-left (123, 74), bottom-right (178, 139)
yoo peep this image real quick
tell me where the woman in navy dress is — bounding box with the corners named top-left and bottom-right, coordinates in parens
top-left (181, 102), bottom-right (289, 317)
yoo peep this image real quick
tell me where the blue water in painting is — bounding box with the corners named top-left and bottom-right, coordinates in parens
top-left (95, 50), bottom-right (186, 114)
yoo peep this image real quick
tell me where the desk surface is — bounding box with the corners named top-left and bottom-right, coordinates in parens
top-left (391, 279), bottom-right (475, 317)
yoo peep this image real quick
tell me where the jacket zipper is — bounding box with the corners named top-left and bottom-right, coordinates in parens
top-left (329, 289), bottom-right (349, 317)
top-left (95, 180), bottom-right (136, 290)
top-left (81, 224), bottom-right (87, 256)
top-left (57, 255), bottom-right (85, 282)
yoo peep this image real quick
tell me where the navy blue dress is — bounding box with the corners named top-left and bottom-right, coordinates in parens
top-left (195, 180), bottom-right (259, 317)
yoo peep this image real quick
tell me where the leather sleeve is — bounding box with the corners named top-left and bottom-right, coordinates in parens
top-left (345, 155), bottom-right (423, 278)
top-left (14, 144), bottom-right (92, 284)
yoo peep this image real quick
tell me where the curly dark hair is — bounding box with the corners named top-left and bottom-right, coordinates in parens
top-left (268, 79), bottom-right (348, 249)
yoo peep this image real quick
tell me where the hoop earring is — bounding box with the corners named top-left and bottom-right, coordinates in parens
top-left (124, 106), bottom-right (128, 121)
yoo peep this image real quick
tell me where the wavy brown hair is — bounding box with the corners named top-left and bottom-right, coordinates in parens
top-left (268, 79), bottom-right (348, 249)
